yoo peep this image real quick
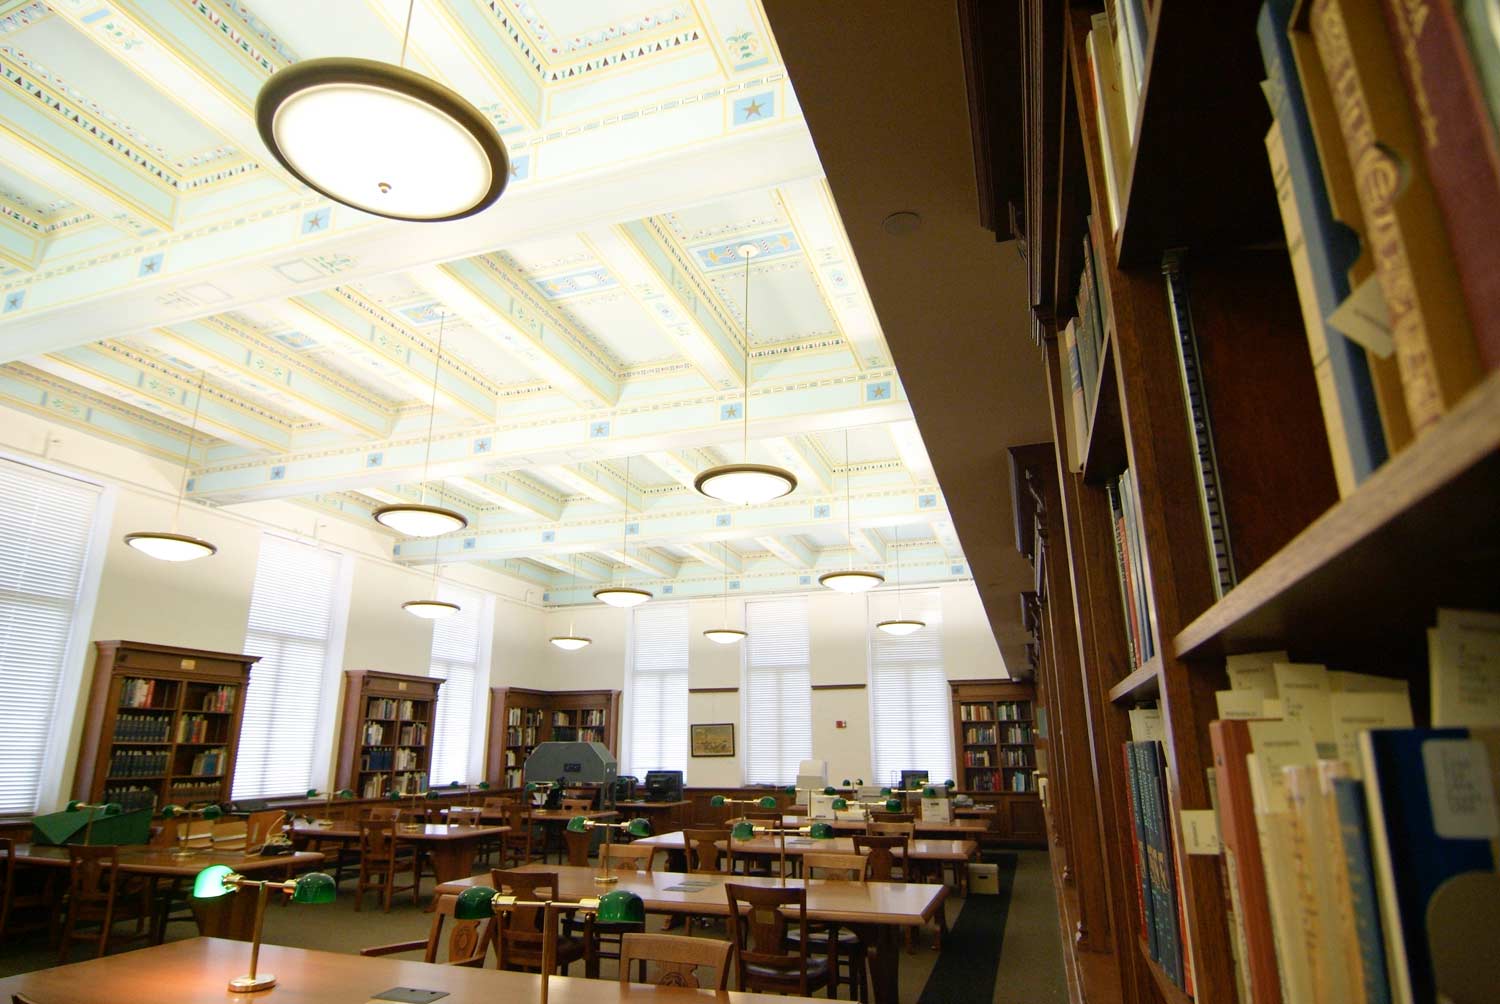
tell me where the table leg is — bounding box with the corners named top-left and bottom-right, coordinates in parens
top-left (420, 839), bottom-right (477, 911)
top-left (851, 922), bottom-right (902, 1004)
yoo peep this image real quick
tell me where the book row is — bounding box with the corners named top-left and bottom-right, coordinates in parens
top-left (194, 685), bottom-right (236, 713)
top-left (1107, 472), bottom-right (1157, 666)
top-left (184, 747), bottom-right (226, 778)
top-left (963, 723), bottom-right (1034, 744)
top-left (366, 698), bottom-right (424, 720)
top-left (964, 749), bottom-right (1034, 768)
top-left (177, 714), bottom-right (222, 744)
top-left (111, 714), bottom-right (171, 743)
top-left (167, 780), bottom-right (222, 804)
top-left (106, 749), bottom-right (168, 779)
top-left (118, 677), bottom-right (173, 710)
top-left (101, 785), bottom-right (158, 813)
top-left (965, 768), bottom-right (1038, 794)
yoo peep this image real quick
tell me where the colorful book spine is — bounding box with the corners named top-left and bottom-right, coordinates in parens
top-left (1127, 742), bottom-right (1159, 960)
top-left (1331, 777), bottom-right (1391, 1004)
top-left (1378, 0), bottom-right (1500, 372)
top-left (1308, 0), bottom-right (1482, 433)
top-left (1145, 741), bottom-right (1184, 986)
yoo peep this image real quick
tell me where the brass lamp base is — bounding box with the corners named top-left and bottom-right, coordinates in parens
top-left (228, 973), bottom-right (277, 993)
top-left (593, 873), bottom-right (619, 885)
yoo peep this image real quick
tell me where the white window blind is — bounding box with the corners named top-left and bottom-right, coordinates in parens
top-left (624, 602), bottom-right (688, 777)
top-left (0, 459), bottom-right (101, 815)
top-left (869, 591), bottom-right (953, 786)
top-left (233, 534), bottom-right (343, 800)
top-left (743, 596), bottom-right (811, 785)
top-left (429, 585), bottom-right (486, 786)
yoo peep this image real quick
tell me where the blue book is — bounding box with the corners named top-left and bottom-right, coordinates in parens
top-left (1127, 742), bottom-right (1158, 962)
top-left (1331, 778), bottom-right (1391, 1004)
top-left (1359, 728), bottom-right (1500, 1004)
top-left (1256, 0), bottom-right (1387, 482)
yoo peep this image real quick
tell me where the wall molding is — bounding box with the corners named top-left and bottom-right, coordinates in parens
top-left (810, 683), bottom-right (867, 691)
top-left (688, 686), bottom-right (739, 693)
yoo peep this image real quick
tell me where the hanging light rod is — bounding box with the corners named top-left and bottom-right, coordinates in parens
top-left (125, 369), bottom-right (217, 563)
top-left (820, 429), bottom-right (882, 593)
top-left (255, 3), bottom-right (507, 223)
top-left (695, 244), bottom-right (796, 506)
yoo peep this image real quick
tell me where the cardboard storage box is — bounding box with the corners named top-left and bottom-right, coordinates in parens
top-left (967, 862), bottom-right (1000, 895)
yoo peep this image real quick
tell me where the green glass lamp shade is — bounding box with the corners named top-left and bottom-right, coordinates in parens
top-left (478, 782), bottom-right (490, 790)
top-left (160, 804), bottom-right (184, 818)
top-left (596, 889), bottom-right (646, 924)
top-left (856, 778), bottom-right (865, 785)
top-left (290, 872), bottom-right (337, 905)
top-left (624, 818), bottom-right (652, 838)
top-left (103, 803), bottom-right (122, 816)
top-left (709, 795), bottom-right (727, 807)
top-left (731, 821), bottom-right (756, 840)
top-left (66, 800), bottom-right (83, 812)
top-left (831, 798), bottom-right (848, 811)
top-left (884, 799), bottom-right (902, 812)
top-left (922, 786), bottom-right (939, 799)
top-left (822, 786), bottom-right (836, 796)
top-left (945, 779), bottom-right (955, 789)
top-left (842, 778), bottom-right (851, 786)
top-left (201, 804), bottom-right (223, 820)
top-left (454, 885), bottom-right (498, 920)
top-left (525, 782), bottom-right (538, 792)
top-left (450, 781), bottom-right (462, 788)
top-left (192, 864), bottom-right (236, 900)
top-left (566, 815), bottom-right (590, 833)
top-left (880, 787), bottom-right (892, 796)
top-left (387, 791), bottom-right (402, 801)
top-left (306, 788), bottom-right (320, 798)
top-left (808, 822), bottom-right (835, 840)
top-left (783, 785), bottom-right (796, 795)
top-left (336, 789), bottom-right (355, 799)
top-left (757, 796), bottom-right (778, 809)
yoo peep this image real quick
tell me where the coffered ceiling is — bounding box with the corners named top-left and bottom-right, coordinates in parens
top-left (0, 0), bottom-right (977, 604)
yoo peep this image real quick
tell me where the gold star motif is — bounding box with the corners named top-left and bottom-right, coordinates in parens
top-left (743, 99), bottom-right (764, 119)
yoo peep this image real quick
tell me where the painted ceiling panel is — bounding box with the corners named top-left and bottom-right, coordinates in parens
top-left (554, 289), bottom-right (676, 369)
top-left (715, 259), bottom-right (836, 345)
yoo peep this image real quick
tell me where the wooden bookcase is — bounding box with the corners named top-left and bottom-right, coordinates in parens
top-left (485, 687), bottom-right (620, 789)
top-left (969, 4), bottom-right (1500, 1004)
top-left (951, 679), bottom-right (1046, 846)
top-left (73, 641), bottom-right (259, 813)
top-left (335, 670), bottom-right (442, 798)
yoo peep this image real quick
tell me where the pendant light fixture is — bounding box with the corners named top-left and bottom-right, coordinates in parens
top-left (819, 429), bottom-right (885, 594)
top-left (403, 561), bottom-right (459, 620)
top-left (876, 524), bottom-right (925, 635)
top-left (373, 312), bottom-right (467, 537)
top-left (550, 555), bottom-right (593, 650)
top-left (703, 540), bottom-right (747, 645)
top-left (594, 456), bottom-right (653, 608)
top-left (694, 243), bottom-right (797, 506)
top-left (255, 1), bottom-right (508, 222)
top-left (124, 369), bottom-right (217, 562)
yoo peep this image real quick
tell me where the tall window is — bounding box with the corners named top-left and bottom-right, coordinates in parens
top-left (869, 590), bottom-right (953, 785)
top-left (429, 585), bottom-right (488, 786)
top-left (743, 596), bottom-right (812, 785)
top-left (624, 602), bottom-right (688, 776)
top-left (0, 458), bottom-right (102, 815)
top-left (234, 534), bottom-right (344, 800)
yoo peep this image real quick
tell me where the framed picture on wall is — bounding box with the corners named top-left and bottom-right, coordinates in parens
top-left (690, 723), bottom-right (735, 757)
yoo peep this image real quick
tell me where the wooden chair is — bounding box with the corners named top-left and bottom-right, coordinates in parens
top-left (724, 882), bottom-right (833, 998)
top-left (488, 870), bottom-right (589, 975)
top-left (870, 811), bottom-right (915, 824)
top-left (563, 827), bottom-right (592, 867)
top-left (360, 892), bottom-right (490, 967)
top-left (210, 819), bottom-right (249, 853)
top-left (793, 852), bottom-right (872, 1000)
top-left (679, 828), bottom-right (730, 933)
top-left (363, 805), bottom-right (402, 822)
top-left (1, 836), bottom-right (58, 941)
top-left (446, 807), bottom-right (482, 826)
top-left (619, 932), bottom-right (731, 989)
top-left (852, 834), bottom-right (906, 881)
top-left (56, 845), bottom-right (150, 962)
top-left (601, 842), bottom-right (656, 873)
top-left (476, 799), bottom-right (511, 866)
top-left (355, 819), bottom-right (418, 913)
top-left (500, 802), bottom-right (539, 868)
top-left (560, 798), bottom-right (594, 814)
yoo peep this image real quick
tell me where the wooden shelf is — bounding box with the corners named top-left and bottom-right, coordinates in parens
top-left (1108, 656), bottom-right (1163, 704)
top-left (1175, 370), bottom-right (1500, 660)
top-left (1082, 332), bottom-right (1127, 484)
top-left (1138, 939), bottom-right (1192, 1004)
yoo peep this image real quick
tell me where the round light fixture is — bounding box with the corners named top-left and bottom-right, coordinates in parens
top-left (593, 586), bottom-right (653, 608)
top-left (694, 464), bottom-right (797, 506)
top-left (256, 58), bottom-right (508, 222)
top-left (877, 619), bottom-right (926, 636)
top-left (549, 636), bottom-right (592, 651)
top-left (123, 531), bottom-right (218, 563)
top-left (819, 570), bottom-right (886, 594)
top-left (703, 628), bottom-right (748, 645)
top-left (402, 598), bottom-right (461, 619)
top-left (373, 503), bottom-right (468, 537)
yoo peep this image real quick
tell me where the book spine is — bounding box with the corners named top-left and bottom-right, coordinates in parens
top-left (1378, 0), bottom-right (1500, 371)
top-left (1108, 482), bottom-right (1141, 667)
top-left (1078, 229), bottom-right (1101, 416)
top-left (1309, 0), bottom-right (1482, 433)
top-left (1124, 742), bottom-right (1155, 946)
top-left (1331, 777), bottom-right (1392, 1004)
top-left (1130, 742), bottom-right (1161, 962)
top-left (1148, 741), bottom-right (1184, 986)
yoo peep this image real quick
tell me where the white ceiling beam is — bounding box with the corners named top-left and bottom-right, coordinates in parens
top-left (678, 542), bottom-right (743, 573)
top-left (763, 435), bottom-right (833, 493)
top-left (851, 528), bottom-right (887, 563)
top-left (529, 552), bottom-right (612, 582)
top-left (535, 462), bottom-right (629, 508)
top-left (448, 473), bottom-right (564, 521)
top-left (755, 534), bottom-right (818, 569)
top-left (598, 546), bottom-right (682, 579)
top-left (0, 122), bottom-right (158, 236)
top-left (888, 420), bottom-right (937, 482)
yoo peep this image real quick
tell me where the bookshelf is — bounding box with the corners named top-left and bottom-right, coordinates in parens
top-left (971, 2), bottom-right (1500, 1003)
top-left (485, 687), bottom-right (620, 789)
top-left (335, 670), bottom-right (442, 798)
top-left (73, 641), bottom-right (258, 813)
top-left (951, 679), bottom-right (1045, 846)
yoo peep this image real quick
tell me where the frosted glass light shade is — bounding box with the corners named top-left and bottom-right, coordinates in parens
top-left (123, 532), bottom-right (217, 562)
top-left (594, 586), bottom-right (652, 608)
top-left (402, 599), bottom-right (461, 619)
top-left (694, 464), bottom-right (797, 505)
top-left (877, 619), bottom-right (926, 636)
top-left (549, 636), bottom-right (592, 651)
top-left (703, 628), bottom-right (748, 645)
top-left (818, 570), bottom-right (885, 593)
top-left (256, 59), bottom-right (508, 222)
top-left (373, 504), bottom-right (467, 537)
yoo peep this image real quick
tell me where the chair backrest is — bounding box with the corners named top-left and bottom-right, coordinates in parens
top-left (619, 932), bottom-right (730, 990)
top-left (359, 819), bottom-right (399, 859)
top-left (871, 811), bottom-right (915, 823)
top-left (725, 883), bottom-right (810, 989)
top-left (682, 829), bottom-right (730, 874)
top-left (803, 851), bottom-right (871, 882)
top-left (745, 807), bottom-right (781, 821)
top-left (364, 806), bottom-right (401, 822)
top-left (868, 820), bottom-right (916, 840)
top-left (447, 807), bottom-right (481, 826)
top-left (602, 842), bottom-right (656, 873)
top-left (489, 869), bottom-right (560, 970)
top-left (211, 819), bottom-right (249, 853)
top-left (245, 810), bottom-right (286, 850)
top-left (562, 827), bottom-right (591, 867)
top-left (428, 892), bottom-right (491, 966)
top-left (482, 797), bottom-right (512, 810)
top-left (560, 798), bottom-right (593, 814)
top-left (65, 844), bottom-right (120, 906)
top-left (852, 834), bottom-right (907, 882)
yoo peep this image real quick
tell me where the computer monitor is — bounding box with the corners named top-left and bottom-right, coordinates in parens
top-left (643, 770), bottom-right (683, 802)
top-left (796, 758), bottom-right (828, 799)
top-left (899, 769), bottom-right (930, 791)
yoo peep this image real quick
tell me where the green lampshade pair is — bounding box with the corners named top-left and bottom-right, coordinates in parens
top-left (192, 865), bottom-right (336, 905)
top-left (840, 778), bottom-right (865, 786)
top-left (566, 815), bottom-right (590, 833)
top-left (162, 803), bottom-right (223, 820)
top-left (452, 886), bottom-right (644, 924)
top-left (568, 816), bottom-right (652, 838)
top-left (66, 800), bottom-right (122, 816)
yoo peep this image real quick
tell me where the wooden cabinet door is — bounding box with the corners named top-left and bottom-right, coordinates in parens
top-left (1007, 797), bottom-right (1046, 842)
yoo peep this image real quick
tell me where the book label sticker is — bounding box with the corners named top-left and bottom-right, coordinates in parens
top-left (1422, 738), bottom-right (1500, 840)
top-left (1180, 808), bottom-right (1222, 853)
top-left (1216, 689), bottom-right (1267, 720)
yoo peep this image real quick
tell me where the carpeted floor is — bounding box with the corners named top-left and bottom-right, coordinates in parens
top-left (0, 849), bottom-right (1067, 1002)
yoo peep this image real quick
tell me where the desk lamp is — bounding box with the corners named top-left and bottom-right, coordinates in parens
top-left (565, 816), bottom-right (652, 885)
top-left (454, 886), bottom-right (644, 1004)
top-left (64, 800), bottom-right (123, 846)
top-left (160, 803), bottom-right (224, 858)
top-left (709, 794), bottom-right (779, 820)
top-left (303, 788), bottom-right (355, 822)
top-left (729, 820), bottom-right (835, 883)
top-left (192, 866), bottom-right (335, 991)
